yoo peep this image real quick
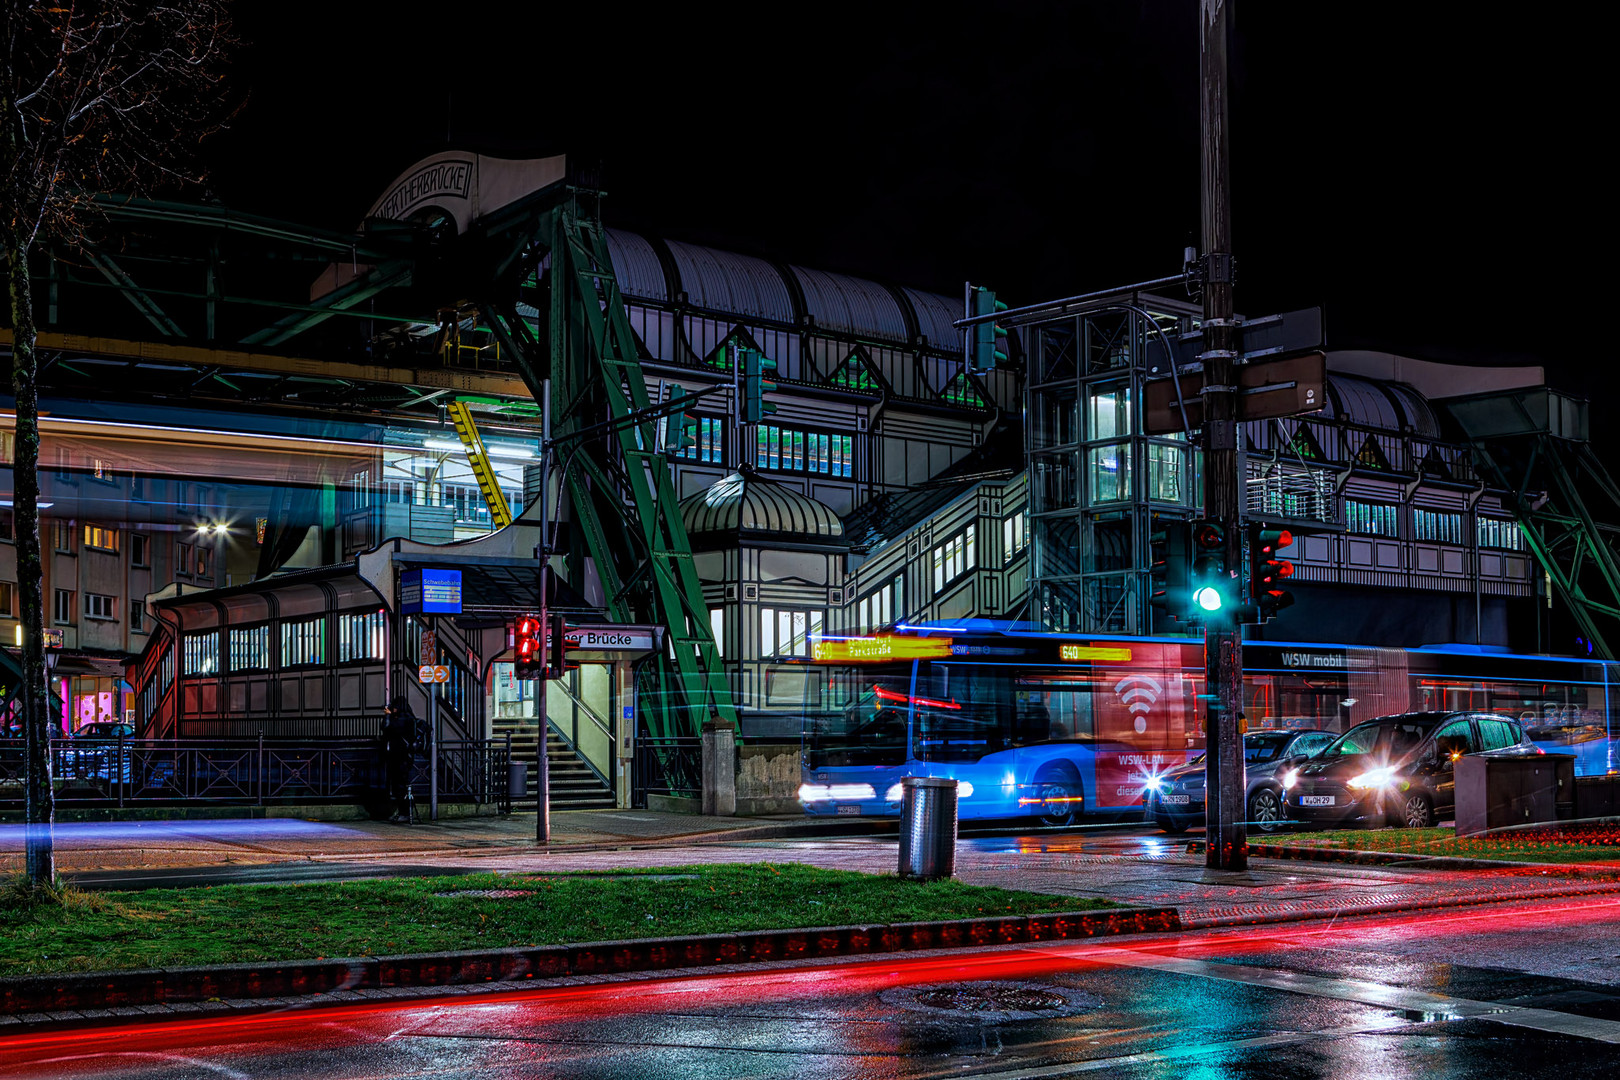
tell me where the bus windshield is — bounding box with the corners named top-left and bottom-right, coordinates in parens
top-left (803, 664), bottom-right (910, 768)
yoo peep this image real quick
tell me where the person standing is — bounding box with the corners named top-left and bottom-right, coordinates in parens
top-left (380, 696), bottom-right (420, 824)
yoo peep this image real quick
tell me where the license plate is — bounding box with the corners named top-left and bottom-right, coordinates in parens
top-left (836, 805), bottom-right (861, 815)
top-left (1299, 795), bottom-right (1336, 807)
top-left (1161, 794), bottom-right (1191, 805)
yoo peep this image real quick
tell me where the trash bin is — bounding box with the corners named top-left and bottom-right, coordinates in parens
top-left (898, 776), bottom-right (958, 880)
top-left (508, 759), bottom-right (532, 801)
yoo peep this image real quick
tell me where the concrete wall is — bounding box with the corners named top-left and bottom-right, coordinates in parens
top-left (736, 743), bottom-right (803, 816)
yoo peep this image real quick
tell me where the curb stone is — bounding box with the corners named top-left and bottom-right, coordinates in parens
top-left (0, 906), bottom-right (1179, 1017)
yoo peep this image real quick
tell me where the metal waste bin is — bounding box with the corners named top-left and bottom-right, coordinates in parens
top-left (508, 759), bottom-right (532, 801)
top-left (898, 776), bottom-right (958, 879)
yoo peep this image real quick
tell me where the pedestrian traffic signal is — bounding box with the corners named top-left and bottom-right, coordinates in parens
top-left (741, 347), bottom-right (777, 424)
top-left (1148, 521), bottom-right (1194, 623)
top-left (663, 385), bottom-right (697, 454)
top-left (969, 286), bottom-right (1009, 373)
top-left (514, 614), bottom-right (544, 680)
top-left (1189, 520), bottom-right (1234, 617)
top-left (1249, 526), bottom-right (1296, 623)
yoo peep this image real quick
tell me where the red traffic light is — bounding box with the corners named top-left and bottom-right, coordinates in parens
top-left (1192, 522), bottom-right (1224, 550)
top-left (1276, 560), bottom-right (1294, 578)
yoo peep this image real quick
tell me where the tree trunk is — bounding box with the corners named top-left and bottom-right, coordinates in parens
top-left (4, 240), bottom-right (55, 886)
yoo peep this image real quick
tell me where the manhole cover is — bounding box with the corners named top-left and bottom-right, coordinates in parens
top-left (881, 981), bottom-right (1102, 1022)
top-left (432, 889), bottom-right (534, 899)
top-left (914, 986), bottom-right (1068, 1012)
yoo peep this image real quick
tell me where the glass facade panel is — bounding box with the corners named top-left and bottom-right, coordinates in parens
top-left (1088, 384), bottom-right (1132, 439)
top-left (1088, 444), bottom-right (1130, 503)
top-left (1146, 443), bottom-right (1183, 503)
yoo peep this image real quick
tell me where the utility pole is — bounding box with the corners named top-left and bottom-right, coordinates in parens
top-left (1200, 0), bottom-right (1247, 871)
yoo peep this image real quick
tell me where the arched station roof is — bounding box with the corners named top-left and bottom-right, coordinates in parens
top-left (605, 229), bottom-right (956, 349)
top-left (1321, 374), bottom-right (1441, 437)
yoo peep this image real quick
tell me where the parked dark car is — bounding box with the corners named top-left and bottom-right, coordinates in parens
top-left (1283, 711), bottom-right (1539, 829)
top-left (1144, 728), bottom-right (1337, 833)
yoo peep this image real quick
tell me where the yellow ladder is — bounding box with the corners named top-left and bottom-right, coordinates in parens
top-left (444, 400), bottom-right (513, 527)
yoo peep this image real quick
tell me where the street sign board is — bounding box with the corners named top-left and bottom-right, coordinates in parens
top-left (421, 628), bottom-right (437, 665)
top-left (418, 664), bottom-right (450, 684)
top-left (1144, 351), bottom-right (1326, 435)
top-left (564, 625), bottom-right (661, 652)
top-left (1151, 306), bottom-right (1324, 375)
top-left (42, 629), bottom-right (64, 649)
top-left (400, 568), bottom-right (462, 615)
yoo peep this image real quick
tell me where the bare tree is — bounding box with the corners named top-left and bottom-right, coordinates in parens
top-left (1, 1), bottom-right (232, 888)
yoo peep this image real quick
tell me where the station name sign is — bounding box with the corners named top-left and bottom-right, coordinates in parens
top-left (400, 568), bottom-right (463, 615)
top-left (565, 626), bottom-right (658, 652)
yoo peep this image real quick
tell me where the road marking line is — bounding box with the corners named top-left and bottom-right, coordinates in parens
top-left (1084, 949), bottom-right (1620, 1044)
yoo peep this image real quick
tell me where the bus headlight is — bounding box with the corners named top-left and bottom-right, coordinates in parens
top-left (798, 783), bottom-right (876, 802)
top-left (957, 781), bottom-right (974, 798)
top-left (885, 783), bottom-right (904, 802)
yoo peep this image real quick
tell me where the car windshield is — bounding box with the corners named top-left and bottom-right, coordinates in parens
top-left (1187, 734), bottom-right (1293, 768)
top-left (1326, 720), bottom-right (1432, 759)
top-left (1244, 736), bottom-right (1292, 764)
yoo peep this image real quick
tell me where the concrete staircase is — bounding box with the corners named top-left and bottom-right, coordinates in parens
top-left (496, 721), bottom-right (616, 811)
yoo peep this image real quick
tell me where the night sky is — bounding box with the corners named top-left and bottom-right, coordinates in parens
top-left (206, 1), bottom-right (1604, 400)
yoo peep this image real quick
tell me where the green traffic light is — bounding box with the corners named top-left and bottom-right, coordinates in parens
top-left (1193, 585), bottom-right (1224, 612)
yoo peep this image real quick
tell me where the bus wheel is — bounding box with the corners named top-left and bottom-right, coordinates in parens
top-left (1035, 772), bottom-right (1081, 828)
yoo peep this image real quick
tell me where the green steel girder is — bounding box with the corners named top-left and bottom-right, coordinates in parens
top-left (1468, 432), bottom-right (1620, 658)
top-left (477, 188), bottom-right (735, 739)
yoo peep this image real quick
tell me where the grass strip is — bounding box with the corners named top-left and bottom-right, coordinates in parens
top-left (1272, 827), bottom-right (1620, 866)
top-left (0, 863), bottom-right (1118, 978)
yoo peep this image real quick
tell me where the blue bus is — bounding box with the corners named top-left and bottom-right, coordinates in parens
top-left (798, 621), bottom-right (1618, 824)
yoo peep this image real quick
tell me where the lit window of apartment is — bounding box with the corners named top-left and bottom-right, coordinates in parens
top-left (83, 524), bottom-right (120, 553)
top-left (52, 519), bottom-right (76, 553)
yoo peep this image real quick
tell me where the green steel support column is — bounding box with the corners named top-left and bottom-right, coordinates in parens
top-left (484, 190), bottom-right (736, 740)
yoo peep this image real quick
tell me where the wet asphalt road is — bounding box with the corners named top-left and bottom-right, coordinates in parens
top-left (5, 893), bottom-right (1620, 1079)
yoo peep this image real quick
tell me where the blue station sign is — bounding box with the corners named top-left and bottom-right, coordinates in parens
top-left (400, 567), bottom-right (463, 615)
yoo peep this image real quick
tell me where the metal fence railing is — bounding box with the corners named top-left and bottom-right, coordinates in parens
top-left (633, 736), bottom-right (702, 807)
top-left (0, 737), bottom-right (511, 813)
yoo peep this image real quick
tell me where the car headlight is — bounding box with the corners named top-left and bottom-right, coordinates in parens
top-left (1346, 767), bottom-right (1396, 791)
top-left (1282, 769), bottom-right (1298, 790)
top-left (1144, 775), bottom-right (1165, 794)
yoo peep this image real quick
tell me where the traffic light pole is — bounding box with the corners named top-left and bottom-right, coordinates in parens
top-left (1200, 0), bottom-right (1247, 871)
top-left (536, 379), bottom-right (552, 846)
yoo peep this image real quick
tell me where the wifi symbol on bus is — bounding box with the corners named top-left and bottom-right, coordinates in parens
top-left (1114, 676), bottom-right (1164, 715)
